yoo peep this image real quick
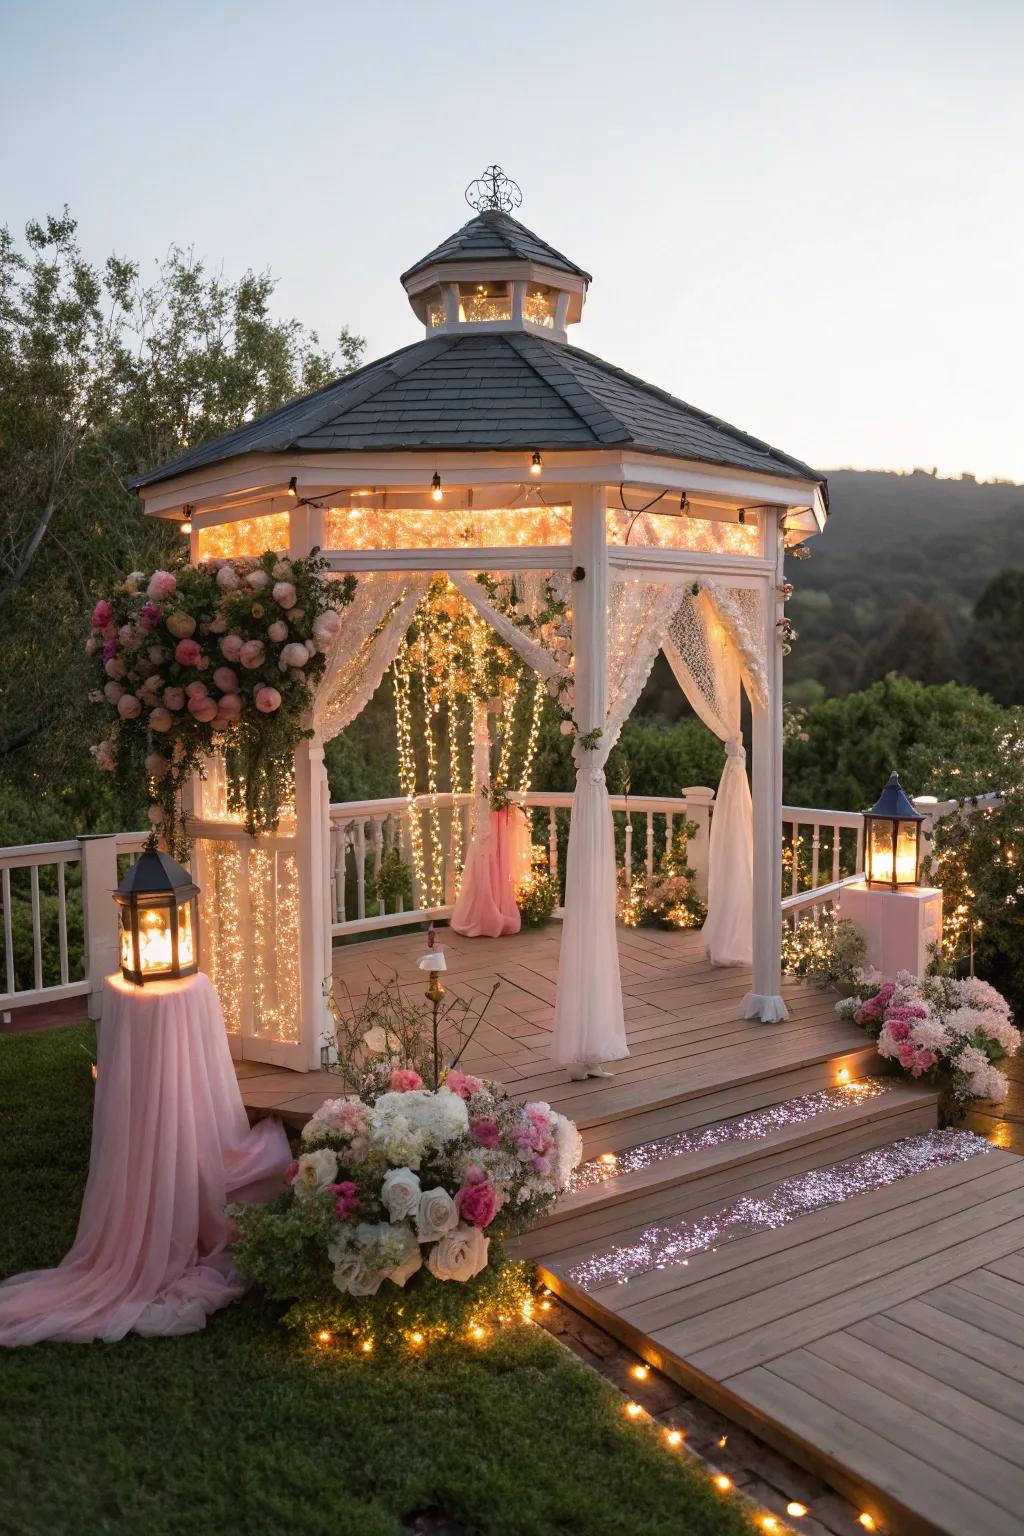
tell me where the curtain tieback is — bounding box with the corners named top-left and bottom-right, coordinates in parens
top-left (575, 766), bottom-right (606, 787)
top-left (725, 739), bottom-right (745, 760)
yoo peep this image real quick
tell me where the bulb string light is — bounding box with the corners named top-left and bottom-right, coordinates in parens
top-left (519, 672), bottom-right (546, 795)
top-left (392, 647), bottom-right (429, 905)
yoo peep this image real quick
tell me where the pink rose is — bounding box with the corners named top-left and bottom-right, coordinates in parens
top-left (267, 620), bottom-right (288, 643)
top-left (280, 642), bottom-right (309, 669)
top-left (148, 645), bottom-right (168, 664)
top-left (897, 1043), bottom-right (916, 1069)
top-left (116, 693), bottom-right (142, 719)
top-left (272, 581), bottom-right (297, 609)
top-left (104, 657), bottom-right (126, 680)
top-left (147, 570), bottom-right (177, 601)
top-left (239, 640), bottom-right (265, 670)
top-left (188, 695), bottom-right (218, 722)
top-left (914, 1049), bottom-right (938, 1075)
top-left (148, 707), bottom-right (172, 732)
top-left (103, 680), bottom-right (125, 704)
top-left (470, 1118), bottom-right (501, 1149)
top-left (212, 665), bottom-right (238, 693)
top-left (220, 634), bottom-right (244, 662)
top-left (283, 1159), bottom-right (299, 1185)
top-left (446, 1069), bottom-right (483, 1100)
top-left (85, 636), bottom-right (100, 656)
top-left (218, 692), bottom-right (243, 719)
top-left (326, 1181), bottom-right (359, 1221)
top-left (185, 680), bottom-right (209, 700)
top-left (389, 1067), bottom-right (423, 1092)
top-left (163, 686), bottom-right (186, 711)
top-left (91, 600), bottom-right (112, 630)
top-left (455, 1180), bottom-right (498, 1228)
top-left (174, 638), bottom-right (202, 666)
top-left (254, 685), bottom-right (282, 713)
top-left (314, 608), bottom-right (342, 640)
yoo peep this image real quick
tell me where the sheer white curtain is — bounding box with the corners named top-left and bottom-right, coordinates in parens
top-left (314, 573), bottom-right (430, 742)
top-left (553, 578), bottom-right (684, 1068)
top-left (662, 582), bottom-right (766, 967)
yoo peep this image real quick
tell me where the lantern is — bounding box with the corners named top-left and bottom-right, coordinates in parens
top-left (114, 840), bottom-right (199, 985)
top-left (863, 772), bottom-right (924, 891)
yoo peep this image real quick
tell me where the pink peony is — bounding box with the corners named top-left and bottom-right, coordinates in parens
top-left (104, 657), bottom-right (126, 680)
top-left (283, 1159), bottom-right (299, 1185)
top-left (85, 636), bottom-right (101, 656)
top-left (163, 686), bottom-right (186, 711)
top-left (246, 569), bottom-right (270, 591)
top-left (254, 685), bottom-right (282, 714)
top-left (208, 614), bottom-right (227, 634)
top-left (446, 1069), bottom-right (483, 1100)
top-left (216, 565), bottom-right (241, 592)
top-left (174, 638), bottom-right (202, 666)
top-left (239, 639), bottom-right (265, 670)
top-left (272, 580), bottom-right (297, 609)
top-left (145, 752), bottom-right (171, 780)
top-left (185, 680), bottom-right (209, 700)
top-left (887, 1020), bottom-right (912, 1042)
top-left (326, 1180), bottom-right (359, 1221)
top-left (188, 695), bottom-right (218, 722)
top-left (118, 623), bottom-right (139, 649)
top-left (218, 692), bottom-right (243, 719)
top-left (103, 680), bottom-right (125, 704)
top-left (220, 633), bottom-right (244, 662)
top-left (914, 1049), bottom-right (938, 1075)
top-left (148, 707), bottom-right (173, 733)
top-left (388, 1067), bottom-right (423, 1092)
top-left (279, 642), bottom-right (309, 669)
top-left (92, 600), bottom-right (112, 630)
top-left (138, 602), bottom-right (162, 628)
top-left (212, 665), bottom-right (238, 693)
top-left (455, 1179), bottom-right (498, 1229)
top-left (897, 1043), bottom-right (916, 1069)
top-left (148, 645), bottom-right (168, 664)
top-left (166, 610), bottom-right (197, 639)
top-left (116, 693), bottom-right (142, 719)
top-left (470, 1118), bottom-right (501, 1149)
top-left (147, 570), bottom-right (177, 601)
top-left (267, 619), bottom-right (288, 643)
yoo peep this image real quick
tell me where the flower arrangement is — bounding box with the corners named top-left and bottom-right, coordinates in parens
top-left (619, 820), bottom-right (707, 930)
top-left (232, 1067), bottom-right (581, 1345)
top-left (87, 552), bottom-right (354, 853)
top-left (515, 865), bottom-right (558, 927)
top-left (837, 970), bottom-right (1020, 1118)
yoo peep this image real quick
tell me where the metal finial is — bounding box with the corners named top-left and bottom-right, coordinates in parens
top-left (465, 164), bottom-right (522, 214)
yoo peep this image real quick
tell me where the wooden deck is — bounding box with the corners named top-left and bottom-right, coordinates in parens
top-left (236, 924), bottom-right (1024, 1536)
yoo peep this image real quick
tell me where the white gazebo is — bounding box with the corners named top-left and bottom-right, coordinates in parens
top-left (131, 168), bottom-right (827, 1075)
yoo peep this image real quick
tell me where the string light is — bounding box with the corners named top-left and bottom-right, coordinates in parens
top-left (408, 1331), bottom-right (425, 1347)
top-left (599, 1152), bottom-right (618, 1166)
top-left (624, 1402), bottom-right (643, 1419)
top-left (530, 450), bottom-right (543, 476)
top-left (665, 1429), bottom-right (683, 1448)
top-left (631, 1364), bottom-right (649, 1381)
top-left (249, 847), bottom-right (301, 1045)
top-left (417, 628), bottom-right (445, 906)
top-left (360, 1339), bottom-right (374, 1354)
top-left (518, 672), bottom-right (545, 793)
top-left (785, 1503), bottom-right (808, 1518)
top-left (431, 472), bottom-right (443, 502)
top-left (713, 1475), bottom-right (732, 1492)
top-left (760, 1518), bottom-right (781, 1533)
top-left (196, 511), bottom-right (291, 561)
top-left (469, 1324), bottom-right (486, 1341)
top-left (718, 1435), bottom-right (729, 1448)
top-left (287, 476), bottom-right (297, 497)
top-left (836, 1066), bottom-right (851, 1084)
top-left (392, 647), bottom-right (429, 905)
top-left (857, 1517), bottom-right (876, 1532)
top-left (316, 1329), bottom-right (332, 1344)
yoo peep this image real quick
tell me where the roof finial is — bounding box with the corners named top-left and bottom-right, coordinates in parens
top-left (465, 164), bottom-right (522, 214)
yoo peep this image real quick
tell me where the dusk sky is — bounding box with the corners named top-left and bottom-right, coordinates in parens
top-left (2, 0), bottom-right (1021, 481)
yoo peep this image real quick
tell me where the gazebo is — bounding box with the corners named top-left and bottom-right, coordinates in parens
top-left (131, 167), bottom-right (827, 1075)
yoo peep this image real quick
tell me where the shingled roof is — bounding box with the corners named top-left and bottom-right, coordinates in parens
top-left (129, 331), bottom-right (824, 492)
top-left (401, 210), bottom-right (591, 284)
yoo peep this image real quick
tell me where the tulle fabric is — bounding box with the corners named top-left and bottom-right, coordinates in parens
top-left (0, 972), bottom-right (290, 1346)
top-left (451, 808), bottom-right (524, 938)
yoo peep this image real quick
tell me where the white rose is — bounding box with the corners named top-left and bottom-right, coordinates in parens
top-left (332, 1254), bottom-right (383, 1296)
top-left (426, 1224), bottom-right (490, 1282)
top-left (292, 1147), bottom-right (338, 1200)
top-left (415, 1186), bottom-right (459, 1242)
top-left (381, 1167), bottom-right (422, 1222)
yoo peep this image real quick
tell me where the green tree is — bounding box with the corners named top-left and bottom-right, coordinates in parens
top-left (0, 210), bottom-right (363, 828)
top-left (858, 602), bottom-right (959, 689)
top-left (965, 569), bottom-right (1024, 706)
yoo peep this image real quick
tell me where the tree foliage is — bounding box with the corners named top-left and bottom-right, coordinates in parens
top-left (0, 210), bottom-right (363, 826)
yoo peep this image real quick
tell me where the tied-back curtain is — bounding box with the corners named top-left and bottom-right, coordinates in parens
top-left (553, 579), bottom-right (685, 1067)
top-left (662, 582), bottom-right (766, 966)
top-left (447, 572), bottom-right (564, 682)
top-left (314, 573), bottom-right (431, 742)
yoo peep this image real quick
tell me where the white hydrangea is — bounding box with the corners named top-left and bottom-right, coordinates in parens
top-left (371, 1087), bottom-right (469, 1146)
top-left (956, 1044), bottom-right (991, 1078)
top-left (909, 1015), bottom-right (952, 1053)
top-left (954, 976), bottom-right (1013, 1018)
top-left (550, 1110), bottom-right (584, 1183)
top-left (964, 1061), bottom-right (1008, 1103)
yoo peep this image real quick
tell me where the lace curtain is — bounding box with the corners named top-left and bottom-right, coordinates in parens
top-left (662, 582), bottom-right (764, 966)
top-left (314, 573), bottom-right (431, 743)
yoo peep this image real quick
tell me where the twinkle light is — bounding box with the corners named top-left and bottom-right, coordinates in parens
top-left (599, 1152), bottom-right (618, 1166)
top-left (408, 1331), bottom-right (425, 1347)
top-left (665, 1429), bottom-right (683, 1448)
top-left (539, 1299), bottom-right (552, 1312)
top-left (718, 1434), bottom-right (729, 1448)
top-left (469, 1324), bottom-right (486, 1341)
top-left (360, 1339), bottom-right (374, 1354)
top-left (785, 1503), bottom-right (808, 1518)
top-left (624, 1401), bottom-right (643, 1419)
top-left (631, 1364), bottom-right (649, 1381)
top-left (857, 1517), bottom-right (876, 1532)
top-left (431, 472), bottom-right (443, 502)
top-left (195, 511), bottom-right (291, 561)
top-left (713, 1475), bottom-right (732, 1492)
top-left (761, 1518), bottom-right (781, 1533)
top-left (316, 1329), bottom-right (332, 1344)
top-left (836, 1066), bottom-right (851, 1084)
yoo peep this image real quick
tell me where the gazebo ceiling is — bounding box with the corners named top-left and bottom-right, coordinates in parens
top-left (129, 329), bottom-right (825, 497)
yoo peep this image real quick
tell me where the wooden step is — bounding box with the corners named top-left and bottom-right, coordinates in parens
top-left (511, 1082), bottom-right (938, 1263)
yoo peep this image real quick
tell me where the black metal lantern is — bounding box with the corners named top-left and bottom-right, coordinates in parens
top-left (114, 839), bottom-right (199, 985)
top-left (863, 772), bottom-right (924, 891)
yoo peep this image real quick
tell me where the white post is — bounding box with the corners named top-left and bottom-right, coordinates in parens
top-left (552, 484), bottom-right (627, 1071)
top-left (79, 835), bottom-right (120, 1021)
top-left (681, 785), bottom-right (714, 902)
top-left (746, 511), bottom-right (788, 1022)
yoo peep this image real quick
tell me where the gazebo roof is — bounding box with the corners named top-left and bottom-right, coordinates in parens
top-left (129, 331), bottom-right (825, 493)
top-left (400, 210), bottom-right (591, 285)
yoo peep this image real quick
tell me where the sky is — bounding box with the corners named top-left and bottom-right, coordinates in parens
top-left (1, 0), bottom-right (1022, 481)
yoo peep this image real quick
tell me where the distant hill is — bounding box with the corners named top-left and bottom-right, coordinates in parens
top-left (785, 469), bottom-right (1024, 700)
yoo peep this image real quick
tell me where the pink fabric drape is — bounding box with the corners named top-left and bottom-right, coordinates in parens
top-left (451, 807), bottom-right (531, 938)
top-left (0, 972), bottom-right (290, 1346)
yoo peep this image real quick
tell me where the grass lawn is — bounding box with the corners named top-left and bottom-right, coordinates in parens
top-left (0, 1024), bottom-right (759, 1536)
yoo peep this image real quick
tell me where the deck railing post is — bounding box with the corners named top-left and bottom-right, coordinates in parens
top-left (681, 786), bottom-right (714, 902)
top-left (79, 834), bottom-right (120, 1021)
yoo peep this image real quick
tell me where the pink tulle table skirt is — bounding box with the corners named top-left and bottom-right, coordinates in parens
top-left (0, 971), bottom-right (290, 1346)
top-left (451, 806), bottom-right (533, 939)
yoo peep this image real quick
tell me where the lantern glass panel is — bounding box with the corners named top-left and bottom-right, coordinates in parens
top-left (119, 899), bottom-right (195, 980)
top-left (895, 821), bottom-right (919, 885)
top-left (867, 820), bottom-right (895, 886)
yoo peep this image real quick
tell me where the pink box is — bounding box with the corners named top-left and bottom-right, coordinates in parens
top-left (837, 881), bottom-right (944, 979)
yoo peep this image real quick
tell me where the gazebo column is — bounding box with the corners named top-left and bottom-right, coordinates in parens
top-left (552, 484), bottom-right (627, 1072)
top-left (746, 510), bottom-right (788, 1022)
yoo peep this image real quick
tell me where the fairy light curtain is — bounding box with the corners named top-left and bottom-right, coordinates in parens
top-left (662, 582), bottom-right (766, 969)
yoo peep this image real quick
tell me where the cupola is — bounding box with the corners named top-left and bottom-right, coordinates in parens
top-left (400, 165), bottom-right (591, 343)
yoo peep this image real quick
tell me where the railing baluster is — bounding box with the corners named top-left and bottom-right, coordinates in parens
top-left (58, 862), bottom-right (69, 984)
top-left (623, 814), bottom-right (633, 884)
top-left (30, 864), bottom-right (42, 991)
top-left (2, 868), bottom-right (14, 994)
top-left (811, 826), bottom-right (821, 891)
top-left (831, 829), bottom-right (841, 884)
top-left (373, 819), bottom-right (386, 916)
top-left (354, 820), bottom-right (367, 920)
top-left (665, 812), bottom-right (673, 858)
top-left (548, 808), bottom-right (558, 882)
top-left (790, 829), bottom-right (800, 897)
top-left (855, 823), bottom-right (864, 873)
top-left (645, 813), bottom-right (654, 878)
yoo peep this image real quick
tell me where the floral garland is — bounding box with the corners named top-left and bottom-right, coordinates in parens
top-left (87, 551), bottom-right (354, 855)
top-left (232, 1067), bottom-right (582, 1344)
top-left (837, 970), bottom-right (1020, 1119)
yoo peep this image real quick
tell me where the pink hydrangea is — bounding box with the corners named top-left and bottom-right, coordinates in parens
top-left (470, 1118), bottom-right (501, 1149)
top-left (455, 1179), bottom-right (498, 1228)
top-left (92, 600), bottom-right (113, 630)
top-left (887, 1019), bottom-right (912, 1042)
top-left (147, 570), bottom-right (177, 601)
top-left (389, 1067), bottom-right (423, 1092)
top-left (174, 638), bottom-right (202, 666)
top-left (446, 1069), bottom-right (483, 1100)
top-left (254, 685), bottom-right (282, 713)
top-left (137, 603), bottom-right (162, 631)
top-left (326, 1181), bottom-right (359, 1221)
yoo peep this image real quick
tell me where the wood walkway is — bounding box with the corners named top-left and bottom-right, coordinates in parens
top-left (235, 923), bottom-right (1024, 1536)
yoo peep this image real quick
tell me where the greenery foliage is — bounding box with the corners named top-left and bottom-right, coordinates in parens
top-left (515, 868), bottom-right (559, 927)
top-left (370, 848), bottom-right (413, 913)
top-left (781, 914), bottom-right (867, 990)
